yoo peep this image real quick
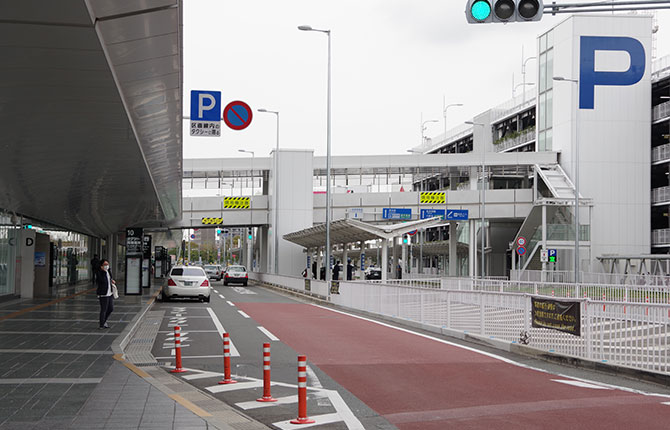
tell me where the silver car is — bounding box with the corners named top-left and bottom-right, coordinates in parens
top-left (204, 264), bottom-right (223, 281)
top-left (162, 266), bottom-right (211, 302)
top-left (223, 265), bottom-right (248, 286)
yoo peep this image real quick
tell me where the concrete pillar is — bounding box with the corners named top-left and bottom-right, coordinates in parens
top-left (402, 242), bottom-right (408, 275)
top-left (381, 238), bottom-right (389, 283)
top-left (259, 226), bottom-right (268, 273)
top-left (392, 237), bottom-right (399, 279)
top-left (449, 221), bottom-right (458, 277)
top-left (469, 219), bottom-right (476, 277)
top-left (342, 242), bottom-right (349, 270)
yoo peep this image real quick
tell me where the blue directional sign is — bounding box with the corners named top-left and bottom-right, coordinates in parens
top-left (420, 209), bottom-right (446, 220)
top-left (190, 90), bottom-right (222, 137)
top-left (446, 209), bottom-right (469, 221)
top-left (360, 253), bottom-right (366, 271)
top-left (382, 208), bottom-right (412, 220)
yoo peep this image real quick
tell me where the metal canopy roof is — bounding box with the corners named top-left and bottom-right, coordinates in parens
top-left (0, 0), bottom-right (182, 237)
top-left (283, 218), bottom-right (444, 249)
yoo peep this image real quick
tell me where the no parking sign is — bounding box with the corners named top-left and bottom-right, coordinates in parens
top-left (223, 101), bottom-right (253, 130)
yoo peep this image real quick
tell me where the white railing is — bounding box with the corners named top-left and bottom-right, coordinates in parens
top-left (494, 128), bottom-right (536, 153)
top-left (653, 186), bottom-right (670, 203)
top-left (511, 269), bottom-right (670, 287)
top-left (251, 272), bottom-right (670, 375)
top-left (652, 144), bottom-right (670, 164)
top-left (653, 101), bottom-right (670, 122)
top-left (652, 228), bottom-right (670, 246)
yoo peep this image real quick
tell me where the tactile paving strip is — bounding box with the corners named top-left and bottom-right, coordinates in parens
top-left (125, 310), bottom-right (164, 366)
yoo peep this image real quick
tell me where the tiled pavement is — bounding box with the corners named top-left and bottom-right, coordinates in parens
top-left (0, 282), bottom-right (244, 429)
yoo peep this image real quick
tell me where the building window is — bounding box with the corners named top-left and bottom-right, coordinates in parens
top-left (537, 29), bottom-right (554, 152)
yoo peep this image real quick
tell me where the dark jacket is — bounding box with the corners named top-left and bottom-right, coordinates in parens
top-left (95, 269), bottom-right (115, 296)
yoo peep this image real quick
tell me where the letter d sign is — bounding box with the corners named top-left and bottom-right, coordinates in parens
top-left (579, 36), bottom-right (645, 110)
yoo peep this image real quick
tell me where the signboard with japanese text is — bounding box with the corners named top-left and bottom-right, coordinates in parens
top-left (531, 297), bottom-right (581, 336)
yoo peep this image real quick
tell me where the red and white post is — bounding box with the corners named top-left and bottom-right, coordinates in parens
top-left (602, 293), bottom-right (606, 311)
top-left (218, 332), bottom-right (237, 384)
top-left (257, 343), bottom-right (277, 402)
top-left (290, 355), bottom-right (315, 425)
top-left (170, 325), bottom-right (186, 374)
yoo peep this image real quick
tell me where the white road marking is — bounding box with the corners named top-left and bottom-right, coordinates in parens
top-left (274, 413), bottom-right (346, 430)
top-left (206, 307), bottom-right (240, 356)
top-left (662, 402), bottom-right (670, 406)
top-left (311, 304), bottom-right (670, 401)
top-left (206, 381), bottom-right (263, 393)
top-left (306, 365), bottom-right (328, 406)
top-left (257, 326), bottom-right (279, 341)
top-left (226, 301), bottom-right (235, 307)
top-left (219, 294), bottom-right (225, 299)
top-left (158, 330), bottom-right (218, 334)
top-left (213, 290), bottom-right (219, 294)
top-left (238, 310), bottom-right (250, 319)
top-left (551, 380), bottom-right (612, 390)
top-left (236, 395), bottom-right (298, 410)
top-left (183, 371), bottom-right (224, 380)
top-left (156, 354), bottom-right (224, 360)
top-left (231, 286), bottom-right (257, 295)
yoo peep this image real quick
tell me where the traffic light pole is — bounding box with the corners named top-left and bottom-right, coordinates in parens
top-left (547, 0), bottom-right (670, 14)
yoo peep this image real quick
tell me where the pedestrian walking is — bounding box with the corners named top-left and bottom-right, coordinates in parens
top-left (333, 260), bottom-right (341, 281)
top-left (90, 254), bottom-right (100, 285)
top-left (346, 258), bottom-right (353, 281)
top-left (96, 259), bottom-right (116, 329)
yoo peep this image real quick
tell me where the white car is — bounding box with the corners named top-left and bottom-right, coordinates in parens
top-left (223, 265), bottom-right (248, 286)
top-left (162, 266), bottom-right (211, 302)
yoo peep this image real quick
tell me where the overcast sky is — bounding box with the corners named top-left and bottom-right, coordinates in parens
top-left (182, 1), bottom-right (670, 159)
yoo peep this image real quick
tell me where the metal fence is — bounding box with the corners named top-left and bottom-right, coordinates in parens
top-left (511, 269), bottom-right (670, 286)
top-left (249, 272), bottom-right (670, 375)
top-left (653, 228), bottom-right (670, 246)
top-left (653, 101), bottom-right (670, 122)
top-left (652, 144), bottom-right (670, 164)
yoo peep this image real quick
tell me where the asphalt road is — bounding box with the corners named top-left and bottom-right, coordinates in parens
top-left (151, 280), bottom-right (670, 430)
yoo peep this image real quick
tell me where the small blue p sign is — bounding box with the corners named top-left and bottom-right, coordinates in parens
top-left (190, 90), bottom-right (221, 121)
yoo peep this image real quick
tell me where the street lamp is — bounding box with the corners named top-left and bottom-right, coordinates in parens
top-left (522, 55), bottom-right (537, 104)
top-left (421, 119), bottom-right (439, 147)
top-left (238, 149), bottom-right (255, 197)
top-left (299, 24), bottom-right (333, 285)
top-left (443, 100), bottom-right (464, 143)
top-left (466, 120), bottom-right (487, 278)
top-left (553, 76), bottom-right (580, 284)
top-left (258, 108), bottom-right (280, 274)
top-left (513, 82), bottom-right (535, 97)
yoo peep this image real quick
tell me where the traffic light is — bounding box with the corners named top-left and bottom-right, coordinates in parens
top-left (247, 228), bottom-right (253, 240)
top-left (466, 0), bottom-right (492, 23)
top-left (403, 235), bottom-right (409, 244)
top-left (216, 228), bottom-right (221, 234)
top-left (466, 0), bottom-right (543, 23)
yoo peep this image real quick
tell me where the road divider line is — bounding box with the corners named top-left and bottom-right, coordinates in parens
top-left (237, 395), bottom-right (298, 410)
top-left (205, 307), bottom-right (240, 356)
top-left (206, 380), bottom-right (263, 394)
top-left (156, 354), bottom-right (224, 360)
top-left (257, 326), bottom-right (279, 341)
top-left (238, 310), bottom-right (250, 319)
top-left (219, 294), bottom-right (225, 299)
top-left (275, 413), bottom-right (342, 430)
top-left (214, 290), bottom-right (219, 294)
top-left (226, 301), bottom-right (235, 307)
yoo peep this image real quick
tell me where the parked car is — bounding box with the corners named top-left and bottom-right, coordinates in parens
top-left (162, 266), bottom-right (210, 302)
top-left (224, 265), bottom-right (248, 286)
top-left (365, 267), bottom-right (382, 280)
top-left (204, 264), bottom-right (223, 281)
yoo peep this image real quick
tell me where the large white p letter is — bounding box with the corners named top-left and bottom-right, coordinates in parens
top-left (198, 94), bottom-right (216, 118)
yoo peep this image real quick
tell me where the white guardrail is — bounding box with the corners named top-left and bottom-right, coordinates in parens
top-left (250, 272), bottom-right (670, 375)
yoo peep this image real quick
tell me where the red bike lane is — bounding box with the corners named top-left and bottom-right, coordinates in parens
top-left (236, 302), bottom-right (670, 429)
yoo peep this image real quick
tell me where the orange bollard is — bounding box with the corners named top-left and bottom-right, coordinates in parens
top-left (602, 293), bottom-right (606, 311)
top-left (290, 355), bottom-right (315, 425)
top-left (218, 333), bottom-right (237, 384)
top-left (645, 295), bottom-right (649, 316)
top-left (170, 325), bottom-right (186, 373)
top-left (257, 343), bottom-right (277, 402)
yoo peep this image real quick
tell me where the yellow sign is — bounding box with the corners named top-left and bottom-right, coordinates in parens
top-left (201, 217), bottom-right (223, 225)
top-left (420, 192), bottom-right (446, 204)
top-left (224, 197), bottom-right (251, 209)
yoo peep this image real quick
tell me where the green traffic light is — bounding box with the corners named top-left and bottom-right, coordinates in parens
top-left (471, 0), bottom-right (492, 21)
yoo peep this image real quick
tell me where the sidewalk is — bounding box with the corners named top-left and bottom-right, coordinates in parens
top-left (0, 281), bottom-right (224, 429)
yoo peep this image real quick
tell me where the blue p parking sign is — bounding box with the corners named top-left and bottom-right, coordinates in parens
top-left (190, 90), bottom-right (222, 136)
